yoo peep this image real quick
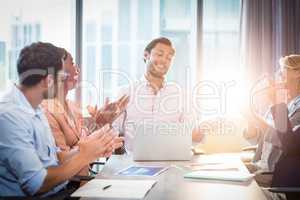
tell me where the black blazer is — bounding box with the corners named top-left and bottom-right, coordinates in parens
top-left (271, 103), bottom-right (300, 187)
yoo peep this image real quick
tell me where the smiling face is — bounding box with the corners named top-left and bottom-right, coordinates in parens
top-left (144, 42), bottom-right (175, 78)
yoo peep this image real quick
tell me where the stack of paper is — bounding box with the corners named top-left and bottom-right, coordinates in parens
top-left (184, 171), bottom-right (254, 182)
top-left (184, 163), bottom-right (239, 171)
top-left (71, 179), bottom-right (157, 199)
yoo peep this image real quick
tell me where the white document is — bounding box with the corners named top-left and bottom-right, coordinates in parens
top-left (71, 179), bottom-right (157, 199)
top-left (184, 163), bottom-right (239, 171)
top-left (184, 171), bottom-right (254, 182)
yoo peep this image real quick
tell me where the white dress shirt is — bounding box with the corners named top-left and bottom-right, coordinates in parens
top-left (113, 76), bottom-right (196, 152)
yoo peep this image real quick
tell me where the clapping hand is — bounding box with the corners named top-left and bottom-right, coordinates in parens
top-left (80, 124), bottom-right (124, 159)
top-left (88, 94), bottom-right (129, 126)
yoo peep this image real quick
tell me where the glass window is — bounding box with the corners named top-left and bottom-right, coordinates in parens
top-left (82, 0), bottom-right (197, 108)
top-left (0, 42), bottom-right (6, 90)
top-left (160, 0), bottom-right (195, 89)
top-left (0, 0), bottom-right (75, 91)
top-left (201, 0), bottom-right (242, 116)
top-left (101, 45), bottom-right (112, 67)
top-left (86, 45), bottom-right (96, 83)
top-left (118, 0), bottom-right (131, 41)
top-left (0, 42), bottom-right (5, 66)
top-left (118, 44), bottom-right (132, 86)
top-left (134, 44), bottom-right (147, 79)
top-left (101, 24), bottom-right (113, 42)
top-left (137, 0), bottom-right (153, 40)
top-left (86, 21), bottom-right (97, 43)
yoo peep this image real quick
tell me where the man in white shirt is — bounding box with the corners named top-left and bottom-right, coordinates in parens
top-left (114, 37), bottom-right (204, 152)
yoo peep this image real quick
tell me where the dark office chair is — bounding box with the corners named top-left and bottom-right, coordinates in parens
top-left (268, 187), bottom-right (300, 200)
top-left (264, 155), bottom-right (300, 200)
top-left (263, 104), bottom-right (300, 200)
top-left (243, 146), bottom-right (300, 199)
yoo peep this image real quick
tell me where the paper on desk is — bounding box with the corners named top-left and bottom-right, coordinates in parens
top-left (71, 179), bottom-right (157, 199)
top-left (184, 171), bottom-right (254, 182)
top-left (184, 163), bottom-right (239, 171)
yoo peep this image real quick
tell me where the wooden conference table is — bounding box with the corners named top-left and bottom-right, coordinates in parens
top-left (82, 153), bottom-right (267, 200)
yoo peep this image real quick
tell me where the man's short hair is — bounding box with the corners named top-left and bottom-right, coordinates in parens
top-left (143, 37), bottom-right (174, 63)
top-left (17, 42), bottom-right (64, 87)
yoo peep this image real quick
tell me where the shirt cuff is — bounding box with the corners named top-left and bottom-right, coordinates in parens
top-left (23, 168), bottom-right (47, 196)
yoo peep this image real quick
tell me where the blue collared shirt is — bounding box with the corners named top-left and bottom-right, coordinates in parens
top-left (0, 85), bottom-right (67, 197)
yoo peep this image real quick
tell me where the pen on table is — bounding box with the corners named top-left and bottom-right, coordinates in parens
top-left (102, 184), bottom-right (112, 190)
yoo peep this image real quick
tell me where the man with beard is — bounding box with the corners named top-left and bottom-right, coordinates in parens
top-left (114, 37), bottom-right (204, 153)
top-left (0, 42), bottom-right (123, 197)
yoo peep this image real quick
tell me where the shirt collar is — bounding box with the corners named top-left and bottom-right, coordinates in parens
top-left (3, 84), bottom-right (43, 116)
top-left (140, 75), bottom-right (167, 92)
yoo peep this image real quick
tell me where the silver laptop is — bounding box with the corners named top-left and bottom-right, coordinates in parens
top-left (132, 122), bottom-right (192, 161)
